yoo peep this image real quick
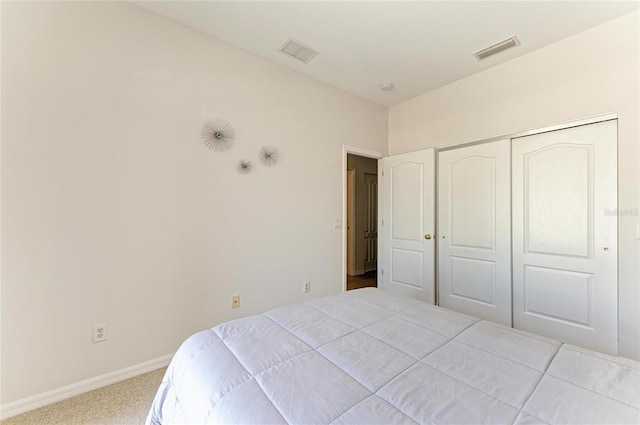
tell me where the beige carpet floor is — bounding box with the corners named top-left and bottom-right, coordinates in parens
top-left (1, 368), bottom-right (166, 425)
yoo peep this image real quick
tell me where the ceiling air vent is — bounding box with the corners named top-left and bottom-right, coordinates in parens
top-left (279, 38), bottom-right (319, 64)
top-left (474, 36), bottom-right (520, 61)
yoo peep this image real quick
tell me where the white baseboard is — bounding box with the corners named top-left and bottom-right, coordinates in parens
top-left (0, 354), bottom-right (173, 420)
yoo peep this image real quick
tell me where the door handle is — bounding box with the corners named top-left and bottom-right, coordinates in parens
top-left (424, 234), bottom-right (432, 240)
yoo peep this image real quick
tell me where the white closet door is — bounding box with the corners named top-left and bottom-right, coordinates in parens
top-left (512, 120), bottom-right (617, 355)
top-left (438, 140), bottom-right (512, 325)
top-left (380, 149), bottom-right (435, 303)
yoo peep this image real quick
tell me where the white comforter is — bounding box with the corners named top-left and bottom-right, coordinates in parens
top-left (147, 288), bottom-right (640, 424)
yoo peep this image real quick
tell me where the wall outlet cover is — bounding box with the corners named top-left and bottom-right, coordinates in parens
top-left (93, 324), bottom-right (107, 343)
top-left (231, 295), bottom-right (240, 309)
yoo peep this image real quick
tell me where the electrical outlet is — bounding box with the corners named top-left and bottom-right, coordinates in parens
top-left (303, 281), bottom-right (311, 293)
top-left (231, 295), bottom-right (240, 309)
top-left (93, 324), bottom-right (107, 343)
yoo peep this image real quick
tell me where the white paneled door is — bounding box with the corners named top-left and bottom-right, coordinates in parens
top-left (512, 120), bottom-right (618, 355)
top-left (380, 149), bottom-right (435, 303)
top-left (438, 140), bottom-right (512, 325)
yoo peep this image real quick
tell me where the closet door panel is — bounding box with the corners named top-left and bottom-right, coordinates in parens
top-left (523, 266), bottom-right (592, 326)
top-left (450, 257), bottom-right (496, 305)
top-left (438, 140), bottom-right (511, 325)
top-left (525, 145), bottom-right (591, 257)
top-left (512, 120), bottom-right (617, 355)
top-left (450, 159), bottom-right (494, 249)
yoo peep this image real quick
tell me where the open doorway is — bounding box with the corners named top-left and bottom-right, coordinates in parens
top-left (346, 153), bottom-right (378, 291)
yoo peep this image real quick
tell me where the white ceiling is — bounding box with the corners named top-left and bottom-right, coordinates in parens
top-left (132, 1), bottom-right (639, 107)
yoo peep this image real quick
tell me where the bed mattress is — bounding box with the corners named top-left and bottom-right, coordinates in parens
top-left (146, 288), bottom-right (640, 424)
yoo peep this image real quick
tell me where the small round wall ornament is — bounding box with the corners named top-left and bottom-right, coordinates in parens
top-left (201, 119), bottom-right (235, 152)
top-left (237, 160), bottom-right (252, 174)
top-left (258, 146), bottom-right (279, 167)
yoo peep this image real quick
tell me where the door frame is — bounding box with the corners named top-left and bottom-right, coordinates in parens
top-left (342, 145), bottom-right (385, 292)
top-left (438, 113), bottom-right (618, 153)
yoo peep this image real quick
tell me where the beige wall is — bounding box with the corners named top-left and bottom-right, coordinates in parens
top-left (389, 11), bottom-right (640, 360)
top-left (0, 1), bottom-right (387, 405)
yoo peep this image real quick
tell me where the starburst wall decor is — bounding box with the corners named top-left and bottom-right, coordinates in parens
top-left (200, 118), bottom-right (281, 174)
top-left (201, 118), bottom-right (235, 152)
top-left (237, 160), bottom-right (252, 174)
top-left (258, 146), bottom-right (279, 167)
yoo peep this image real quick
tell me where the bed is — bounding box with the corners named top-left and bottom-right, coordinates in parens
top-left (146, 288), bottom-right (640, 424)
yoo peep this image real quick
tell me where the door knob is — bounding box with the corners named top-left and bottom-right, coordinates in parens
top-left (424, 234), bottom-right (432, 240)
